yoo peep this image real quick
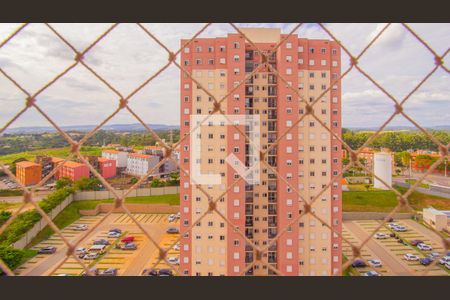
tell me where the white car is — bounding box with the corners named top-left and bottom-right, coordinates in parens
top-left (75, 247), bottom-right (87, 254)
top-left (176, 212), bottom-right (180, 219)
top-left (363, 271), bottom-right (380, 276)
top-left (417, 243), bottom-right (433, 251)
top-left (388, 223), bottom-right (399, 229)
top-left (168, 257), bottom-right (179, 265)
top-left (368, 259), bottom-right (382, 268)
top-left (173, 244), bottom-right (180, 251)
top-left (83, 253), bottom-right (100, 260)
top-left (393, 226), bottom-right (407, 232)
top-left (108, 231), bottom-right (121, 238)
top-left (73, 224), bottom-right (88, 231)
top-left (404, 253), bottom-right (420, 261)
top-left (439, 256), bottom-right (450, 265)
top-left (446, 262), bottom-right (450, 270)
top-left (374, 233), bottom-right (389, 239)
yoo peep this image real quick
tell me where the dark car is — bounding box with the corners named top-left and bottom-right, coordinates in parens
top-left (81, 268), bottom-right (99, 276)
top-left (410, 240), bottom-right (424, 246)
top-left (389, 233), bottom-right (396, 238)
top-left (38, 246), bottom-right (57, 254)
top-left (109, 228), bottom-right (122, 234)
top-left (351, 260), bottom-right (367, 268)
top-left (166, 227), bottom-right (179, 234)
top-left (122, 242), bottom-right (137, 250)
top-left (158, 269), bottom-right (173, 276)
top-left (100, 268), bottom-right (118, 276)
top-left (420, 257), bottom-right (433, 266)
top-left (93, 239), bottom-right (110, 245)
top-left (142, 268), bottom-right (159, 276)
top-left (385, 217), bottom-right (394, 223)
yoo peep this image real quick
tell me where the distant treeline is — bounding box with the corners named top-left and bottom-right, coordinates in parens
top-left (0, 129), bottom-right (180, 156)
top-left (342, 129), bottom-right (450, 152)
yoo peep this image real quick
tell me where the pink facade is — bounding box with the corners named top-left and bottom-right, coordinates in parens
top-left (98, 157), bottom-right (116, 179)
top-left (58, 161), bottom-right (90, 182)
top-left (180, 28), bottom-right (342, 276)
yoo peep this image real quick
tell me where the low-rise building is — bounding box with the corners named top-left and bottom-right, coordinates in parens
top-left (15, 161), bottom-right (42, 186)
top-left (423, 207), bottom-right (450, 232)
top-left (58, 161), bottom-right (90, 182)
top-left (125, 153), bottom-right (160, 177)
top-left (97, 157), bottom-right (116, 179)
top-left (102, 150), bottom-right (128, 168)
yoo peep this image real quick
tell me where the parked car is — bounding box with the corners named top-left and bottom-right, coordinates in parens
top-left (389, 233), bottom-right (397, 238)
top-left (121, 236), bottom-right (135, 244)
top-left (93, 239), bottom-right (110, 245)
top-left (158, 269), bottom-right (173, 276)
top-left (168, 257), bottom-right (180, 265)
top-left (142, 268), bottom-right (158, 276)
top-left (428, 252), bottom-right (440, 260)
top-left (173, 243), bottom-right (180, 251)
top-left (375, 233), bottom-right (389, 239)
top-left (38, 246), bottom-right (56, 254)
top-left (108, 231), bottom-right (121, 238)
top-left (420, 257), bottom-right (433, 266)
top-left (363, 271), bottom-right (380, 276)
top-left (439, 256), bottom-right (450, 265)
top-left (404, 253), bottom-right (420, 261)
top-left (83, 253), bottom-right (100, 260)
top-left (385, 217), bottom-right (394, 223)
top-left (176, 212), bottom-right (180, 219)
top-left (368, 259), bottom-right (382, 268)
top-left (393, 226), bottom-right (407, 232)
top-left (388, 223), bottom-right (399, 229)
top-left (446, 262), bottom-right (450, 270)
top-left (168, 214), bottom-right (176, 222)
top-left (100, 268), bottom-right (118, 276)
top-left (121, 242), bottom-right (137, 250)
top-left (81, 268), bottom-right (99, 276)
top-left (166, 227), bottom-right (179, 234)
top-left (351, 259), bottom-right (366, 268)
top-left (75, 247), bottom-right (87, 254)
top-left (73, 224), bottom-right (88, 231)
top-left (417, 243), bottom-right (433, 251)
top-left (109, 228), bottom-right (122, 234)
top-left (410, 240), bottom-right (424, 246)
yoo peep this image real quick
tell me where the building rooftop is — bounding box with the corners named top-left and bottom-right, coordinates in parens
top-left (97, 157), bottom-right (113, 163)
top-left (51, 157), bottom-right (65, 163)
top-left (16, 161), bottom-right (40, 168)
top-left (128, 153), bottom-right (152, 159)
top-left (102, 149), bottom-right (119, 154)
top-left (62, 161), bottom-right (87, 168)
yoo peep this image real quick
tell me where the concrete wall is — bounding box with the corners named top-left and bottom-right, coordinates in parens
top-left (73, 186), bottom-right (180, 201)
top-left (12, 194), bottom-right (74, 249)
top-left (343, 212), bottom-right (415, 221)
top-left (79, 203), bottom-right (180, 216)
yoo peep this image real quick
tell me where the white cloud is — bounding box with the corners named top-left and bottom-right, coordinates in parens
top-left (0, 23), bottom-right (448, 130)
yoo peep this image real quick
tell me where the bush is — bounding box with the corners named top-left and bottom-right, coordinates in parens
top-left (0, 211), bottom-right (11, 227)
top-left (0, 246), bottom-right (25, 271)
top-left (0, 189), bottom-right (23, 197)
top-left (0, 187), bottom-right (74, 247)
top-left (55, 177), bottom-right (72, 190)
top-left (73, 177), bottom-right (102, 191)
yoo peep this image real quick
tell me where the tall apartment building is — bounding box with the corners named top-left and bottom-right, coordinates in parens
top-left (15, 161), bottom-right (42, 186)
top-left (180, 28), bottom-right (342, 276)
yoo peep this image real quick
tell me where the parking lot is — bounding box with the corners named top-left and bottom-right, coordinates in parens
top-left (16, 213), bottom-right (180, 276)
top-left (343, 219), bottom-right (449, 276)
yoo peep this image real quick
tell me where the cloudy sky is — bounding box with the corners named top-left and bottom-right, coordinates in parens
top-left (0, 23), bottom-right (448, 130)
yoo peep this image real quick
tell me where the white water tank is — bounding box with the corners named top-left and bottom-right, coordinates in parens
top-left (373, 152), bottom-right (392, 190)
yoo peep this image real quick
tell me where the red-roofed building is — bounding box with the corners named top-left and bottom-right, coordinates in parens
top-left (58, 161), bottom-right (90, 182)
top-left (15, 161), bottom-right (42, 186)
top-left (97, 157), bottom-right (116, 178)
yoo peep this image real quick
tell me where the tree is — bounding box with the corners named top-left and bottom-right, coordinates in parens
top-left (10, 158), bottom-right (27, 175)
top-left (151, 178), bottom-right (164, 187)
top-left (74, 177), bottom-right (102, 191)
top-left (55, 177), bottom-right (72, 190)
top-left (167, 172), bottom-right (180, 186)
top-left (129, 177), bottom-right (138, 185)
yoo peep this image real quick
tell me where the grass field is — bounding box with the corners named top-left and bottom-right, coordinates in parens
top-left (343, 187), bottom-right (450, 212)
top-left (27, 193), bottom-right (180, 248)
top-left (0, 146), bottom-right (102, 165)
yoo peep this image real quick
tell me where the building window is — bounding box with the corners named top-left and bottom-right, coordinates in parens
top-left (286, 42), bottom-right (292, 49)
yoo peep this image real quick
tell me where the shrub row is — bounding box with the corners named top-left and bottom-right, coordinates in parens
top-left (0, 187), bottom-right (74, 272)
